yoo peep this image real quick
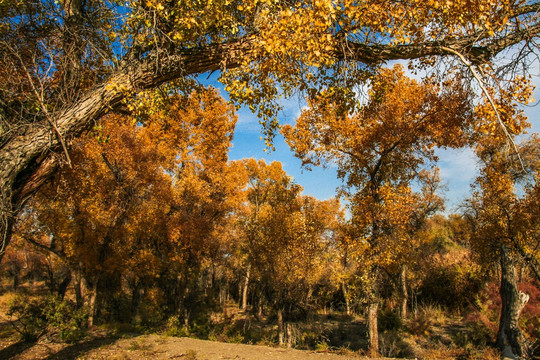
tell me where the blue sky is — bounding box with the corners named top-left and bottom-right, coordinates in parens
top-left (200, 69), bottom-right (540, 214)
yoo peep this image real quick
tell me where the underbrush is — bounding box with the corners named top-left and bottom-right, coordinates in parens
top-left (1, 285), bottom-right (535, 360)
top-left (6, 293), bottom-right (88, 343)
top-left (163, 307), bottom-right (366, 354)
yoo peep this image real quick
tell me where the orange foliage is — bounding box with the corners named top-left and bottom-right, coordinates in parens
top-left (23, 88), bottom-right (241, 290)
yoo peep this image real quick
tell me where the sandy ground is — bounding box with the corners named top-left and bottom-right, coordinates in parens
top-left (0, 334), bottom-right (389, 360)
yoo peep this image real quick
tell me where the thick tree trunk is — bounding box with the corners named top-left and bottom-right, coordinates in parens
top-left (12, 271), bottom-right (19, 290)
top-left (219, 281), bottom-right (228, 305)
top-left (0, 38), bottom-right (254, 264)
top-left (241, 264), bottom-right (250, 311)
top-left (497, 246), bottom-right (530, 359)
top-left (306, 286), bottom-right (313, 303)
top-left (366, 300), bottom-right (379, 356)
top-left (400, 264), bottom-right (408, 319)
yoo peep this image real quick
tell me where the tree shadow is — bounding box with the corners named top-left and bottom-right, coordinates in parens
top-left (323, 317), bottom-right (367, 351)
top-left (43, 336), bottom-right (119, 360)
top-left (0, 340), bottom-right (36, 359)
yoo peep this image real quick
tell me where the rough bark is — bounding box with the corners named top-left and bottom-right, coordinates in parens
top-left (366, 300), bottom-right (379, 356)
top-left (400, 265), bottom-right (408, 319)
top-left (56, 271), bottom-right (72, 300)
top-left (286, 323), bottom-right (293, 348)
top-left (497, 246), bottom-right (530, 359)
top-left (131, 283), bottom-right (144, 322)
top-left (0, 37), bottom-right (253, 263)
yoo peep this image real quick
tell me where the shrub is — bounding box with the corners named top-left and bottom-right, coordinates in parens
top-left (164, 316), bottom-right (189, 337)
top-left (378, 330), bottom-right (414, 358)
top-left (7, 294), bottom-right (48, 342)
top-left (7, 294), bottom-right (87, 342)
top-left (378, 308), bottom-right (402, 331)
top-left (418, 261), bottom-right (485, 310)
top-left (407, 309), bottom-right (433, 336)
top-left (45, 296), bottom-right (88, 342)
top-left (453, 321), bottom-right (494, 349)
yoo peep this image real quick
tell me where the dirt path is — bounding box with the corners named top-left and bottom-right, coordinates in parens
top-left (1, 334), bottom-right (391, 360)
top-left (80, 335), bottom-right (379, 360)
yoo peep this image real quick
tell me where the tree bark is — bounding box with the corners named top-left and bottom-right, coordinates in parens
top-left (497, 246), bottom-right (530, 359)
top-left (87, 277), bottom-right (99, 327)
top-left (0, 37), bottom-right (254, 263)
top-left (400, 264), bottom-right (408, 319)
top-left (56, 270), bottom-right (72, 300)
top-left (131, 283), bottom-right (144, 322)
top-left (286, 323), bottom-right (293, 348)
top-left (241, 264), bottom-right (251, 311)
top-left (73, 268), bottom-right (83, 308)
top-left (366, 300), bottom-right (379, 356)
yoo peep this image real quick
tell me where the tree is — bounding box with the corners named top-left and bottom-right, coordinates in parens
top-left (389, 168), bottom-right (446, 319)
top-left (283, 64), bottom-right (474, 355)
top-left (2, 0), bottom-right (540, 260)
top-left (233, 159), bottom-right (343, 346)
top-left (15, 88), bottom-right (241, 324)
top-left (467, 134), bottom-right (540, 358)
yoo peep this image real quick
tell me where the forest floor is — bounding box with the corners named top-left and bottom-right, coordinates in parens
top-left (0, 332), bottom-right (392, 360)
top-left (0, 310), bottom-right (500, 360)
top-left (0, 286), bottom-right (504, 360)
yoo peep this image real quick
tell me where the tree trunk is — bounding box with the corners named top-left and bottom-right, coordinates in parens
top-left (400, 264), bottom-right (408, 319)
top-left (366, 300), bottom-right (379, 356)
top-left (497, 246), bottom-right (530, 359)
top-left (74, 269), bottom-right (83, 308)
top-left (341, 281), bottom-right (351, 315)
top-left (56, 271), bottom-right (72, 300)
top-left (277, 308), bottom-right (285, 346)
top-left (12, 271), bottom-right (19, 290)
top-left (306, 286), bottom-right (313, 303)
top-left (241, 264), bottom-right (250, 311)
top-left (131, 283), bottom-right (144, 322)
top-left (286, 323), bottom-right (293, 348)
top-left (0, 37), bottom-right (255, 264)
top-left (87, 278), bottom-right (99, 327)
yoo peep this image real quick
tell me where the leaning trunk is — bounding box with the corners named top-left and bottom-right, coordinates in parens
top-left (0, 38), bottom-right (256, 264)
top-left (496, 246), bottom-right (529, 359)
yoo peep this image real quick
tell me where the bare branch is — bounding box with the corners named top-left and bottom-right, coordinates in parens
top-left (441, 46), bottom-right (526, 173)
